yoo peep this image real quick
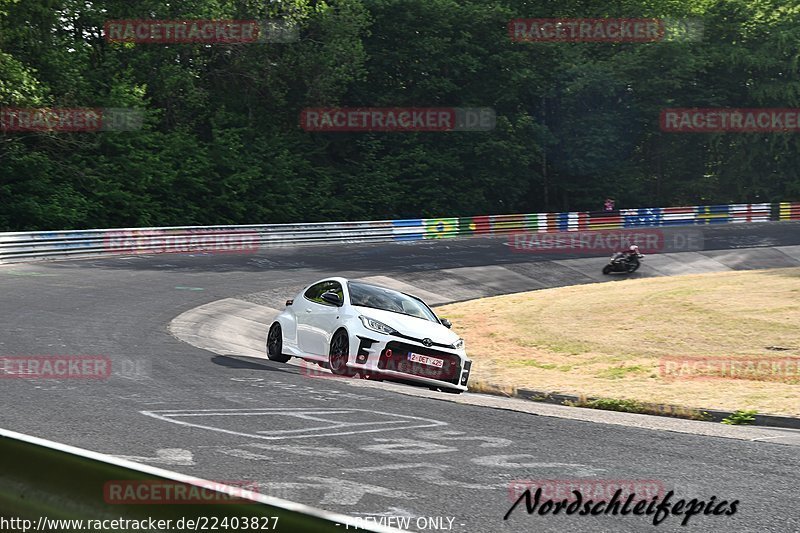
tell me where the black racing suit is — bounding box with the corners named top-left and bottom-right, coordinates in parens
top-left (622, 251), bottom-right (643, 266)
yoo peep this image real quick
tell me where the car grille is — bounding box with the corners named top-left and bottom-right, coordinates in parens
top-left (378, 341), bottom-right (462, 384)
top-left (393, 332), bottom-right (453, 349)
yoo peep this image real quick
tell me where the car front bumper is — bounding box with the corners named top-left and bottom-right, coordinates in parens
top-left (346, 331), bottom-right (471, 391)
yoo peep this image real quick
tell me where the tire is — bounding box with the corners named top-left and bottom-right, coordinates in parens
top-left (266, 323), bottom-right (291, 363)
top-left (627, 262), bottom-right (640, 273)
top-left (602, 265), bottom-right (612, 275)
top-left (431, 387), bottom-right (463, 394)
top-left (328, 330), bottom-right (355, 377)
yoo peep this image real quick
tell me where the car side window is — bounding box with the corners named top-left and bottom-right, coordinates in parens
top-left (303, 282), bottom-right (325, 302)
top-left (303, 281), bottom-right (343, 306)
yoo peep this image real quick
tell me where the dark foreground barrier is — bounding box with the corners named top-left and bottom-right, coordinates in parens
top-left (0, 428), bottom-right (397, 533)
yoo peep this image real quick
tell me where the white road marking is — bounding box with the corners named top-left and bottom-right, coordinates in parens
top-left (140, 408), bottom-right (447, 440)
top-left (360, 438), bottom-right (459, 455)
top-left (345, 463), bottom-right (443, 472)
top-left (471, 454), bottom-right (604, 475)
top-left (351, 507), bottom-right (417, 518)
top-left (215, 448), bottom-right (293, 464)
top-left (257, 477), bottom-right (417, 506)
top-left (236, 378), bottom-right (377, 401)
top-left (246, 443), bottom-right (352, 457)
top-left (113, 448), bottom-right (195, 466)
top-left (344, 463), bottom-right (507, 490)
top-left (413, 430), bottom-right (513, 447)
top-left (217, 448), bottom-right (272, 461)
top-left (308, 477), bottom-right (418, 506)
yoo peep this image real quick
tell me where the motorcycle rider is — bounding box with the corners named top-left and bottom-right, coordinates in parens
top-left (621, 244), bottom-right (643, 266)
top-left (603, 244), bottom-right (643, 275)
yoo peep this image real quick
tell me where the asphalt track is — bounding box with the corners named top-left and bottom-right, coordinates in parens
top-left (2, 222), bottom-right (800, 533)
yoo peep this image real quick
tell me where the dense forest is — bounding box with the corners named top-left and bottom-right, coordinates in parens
top-left (1, 0), bottom-right (799, 231)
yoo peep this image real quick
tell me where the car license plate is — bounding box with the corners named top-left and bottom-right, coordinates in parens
top-left (408, 352), bottom-right (444, 368)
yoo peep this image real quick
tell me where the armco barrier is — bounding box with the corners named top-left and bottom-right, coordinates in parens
top-left (396, 202), bottom-right (786, 238)
top-left (0, 202), bottom-right (795, 263)
top-left (0, 221), bottom-right (397, 263)
top-left (0, 428), bottom-right (396, 533)
top-left (780, 201), bottom-right (800, 220)
top-left (731, 203), bottom-right (771, 222)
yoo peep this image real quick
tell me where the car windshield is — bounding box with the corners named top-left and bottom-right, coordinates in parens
top-left (347, 282), bottom-right (439, 323)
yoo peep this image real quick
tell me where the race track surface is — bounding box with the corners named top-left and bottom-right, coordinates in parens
top-left (2, 222), bottom-right (800, 533)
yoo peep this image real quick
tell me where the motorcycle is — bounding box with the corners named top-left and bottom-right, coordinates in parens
top-left (602, 252), bottom-right (643, 275)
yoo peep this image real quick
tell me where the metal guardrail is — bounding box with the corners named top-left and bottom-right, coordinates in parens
top-left (0, 202), bottom-right (797, 263)
top-left (780, 201), bottom-right (800, 220)
top-left (0, 221), bottom-right (399, 262)
top-left (0, 428), bottom-right (398, 533)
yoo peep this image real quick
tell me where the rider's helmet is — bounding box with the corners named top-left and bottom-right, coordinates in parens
top-left (629, 245), bottom-right (639, 253)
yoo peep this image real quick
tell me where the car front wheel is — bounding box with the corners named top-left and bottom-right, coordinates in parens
top-left (430, 386), bottom-right (463, 394)
top-left (329, 330), bottom-right (355, 377)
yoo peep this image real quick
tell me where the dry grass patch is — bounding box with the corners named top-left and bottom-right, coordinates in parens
top-left (437, 268), bottom-right (800, 416)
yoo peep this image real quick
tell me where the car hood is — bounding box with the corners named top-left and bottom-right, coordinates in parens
top-left (353, 306), bottom-right (459, 345)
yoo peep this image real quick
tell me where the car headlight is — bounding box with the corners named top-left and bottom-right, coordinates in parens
top-left (452, 338), bottom-right (465, 350)
top-left (359, 316), bottom-right (397, 335)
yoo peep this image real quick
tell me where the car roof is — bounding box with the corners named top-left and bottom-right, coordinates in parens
top-left (313, 276), bottom-right (349, 285)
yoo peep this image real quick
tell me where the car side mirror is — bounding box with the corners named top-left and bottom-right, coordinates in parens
top-left (441, 318), bottom-right (452, 329)
top-left (320, 291), bottom-right (343, 307)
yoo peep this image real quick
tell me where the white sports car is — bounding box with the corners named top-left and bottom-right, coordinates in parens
top-left (266, 277), bottom-right (471, 393)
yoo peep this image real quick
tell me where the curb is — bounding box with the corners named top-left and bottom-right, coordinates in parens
top-left (468, 382), bottom-right (800, 430)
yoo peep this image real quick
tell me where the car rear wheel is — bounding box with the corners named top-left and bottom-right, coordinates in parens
top-left (329, 330), bottom-right (355, 377)
top-left (267, 323), bottom-right (291, 363)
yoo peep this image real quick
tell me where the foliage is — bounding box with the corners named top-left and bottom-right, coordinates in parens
top-left (1, 0), bottom-right (799, 230)
top-left (721, 409), bottom-right (757, 425)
